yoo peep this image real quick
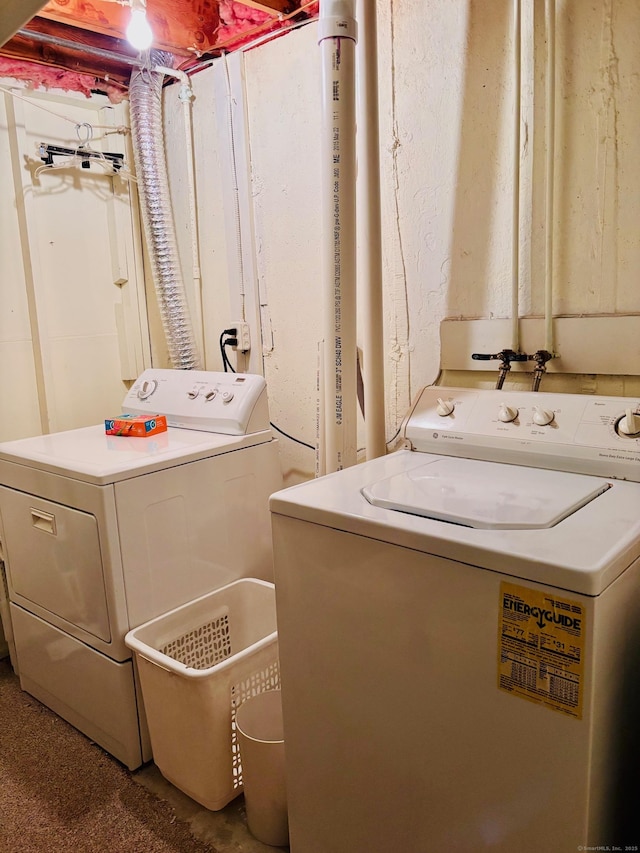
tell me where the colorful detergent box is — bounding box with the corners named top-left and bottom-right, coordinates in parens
top-left (104, 414), bottom-right (167, 437)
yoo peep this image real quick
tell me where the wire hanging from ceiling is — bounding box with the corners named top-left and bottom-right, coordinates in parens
top-left (0, 83), bottom-right (129, 134)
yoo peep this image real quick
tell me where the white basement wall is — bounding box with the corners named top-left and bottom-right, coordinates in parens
top-left (161, 0), bottom-right (640, 485)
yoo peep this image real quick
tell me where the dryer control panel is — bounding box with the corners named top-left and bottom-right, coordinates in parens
top-left (404, 386), bottom-right (640, 481)
top-left (122, 369), bottom-right (270, 435)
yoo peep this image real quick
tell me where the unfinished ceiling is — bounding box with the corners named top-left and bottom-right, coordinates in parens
top-left (0, 0), bottom-right (317, 91)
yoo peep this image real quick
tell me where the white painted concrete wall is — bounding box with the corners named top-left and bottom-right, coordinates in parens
top-left (161, 68), bottom-right (232, 371)
top-left (160, 0), bottom-right (640, 484)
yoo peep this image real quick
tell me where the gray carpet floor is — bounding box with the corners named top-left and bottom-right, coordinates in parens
top-left (0, 657), bottom-right (280, 853)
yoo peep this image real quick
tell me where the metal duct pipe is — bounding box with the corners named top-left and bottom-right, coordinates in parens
top-left (129, 51), bottom-right (201, 369)
top-left (16, 28), bottom-right (145, 68)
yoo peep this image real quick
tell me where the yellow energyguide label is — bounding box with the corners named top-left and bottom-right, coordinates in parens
top-left (498, 581), bottom-right (585, 719)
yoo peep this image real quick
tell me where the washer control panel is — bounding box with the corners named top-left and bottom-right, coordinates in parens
top-left (405, 386), bottom-right (640, 481)
top-left (121, 369), bottom-right (270, 435)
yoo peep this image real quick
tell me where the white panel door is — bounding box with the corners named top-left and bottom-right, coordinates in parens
top-left (0, 82), bottom-right (150, 439)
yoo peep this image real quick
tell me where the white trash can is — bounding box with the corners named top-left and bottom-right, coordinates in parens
top-left (236, 689), bottom-right (288, 847)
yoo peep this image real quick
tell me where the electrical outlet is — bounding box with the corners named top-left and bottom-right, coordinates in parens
top-left (231, 321), bottom-right (251, 352)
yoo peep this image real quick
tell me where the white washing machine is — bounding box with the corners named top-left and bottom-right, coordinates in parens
top-left (0, 369), bottom-right (282, 770)
top-left (270, 386), bottom-right (640, 853)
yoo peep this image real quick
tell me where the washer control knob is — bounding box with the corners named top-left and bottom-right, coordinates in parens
top-left (617, 408), bottom-right (640, 437)
top-left (436, 397), bottom-right (455, 417)
top-left (138, 379), bottom-right (158, 400)
top-left (221, 390), bottom-right (234, 403)
top-left (187, 386), bottom-right (200, 400)
top-left (498, 403), bottom-right (518, 423)
top-left (532, 406), bottom-right (555, 426)
top-left (204, 388), bottom-right (217, 401)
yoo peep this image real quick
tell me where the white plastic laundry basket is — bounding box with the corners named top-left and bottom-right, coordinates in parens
top-left (125, 578), bottom-right (279, 810)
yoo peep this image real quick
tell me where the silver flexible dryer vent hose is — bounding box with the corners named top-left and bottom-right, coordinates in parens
top-left (129, 51), bottom-right (201, 369)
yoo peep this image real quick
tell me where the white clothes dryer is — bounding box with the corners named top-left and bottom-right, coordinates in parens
top-left (0, 369), bottom-right (282, 770)
top-left (270, 385), bottom-right (640, 853)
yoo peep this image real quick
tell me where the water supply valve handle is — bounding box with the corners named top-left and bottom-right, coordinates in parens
top-left (472, 350), bottom-right (528, 390)
top-left (529, 350), bottom-right (554, 367)
top-left (471, 350), bottom-right (528, 364)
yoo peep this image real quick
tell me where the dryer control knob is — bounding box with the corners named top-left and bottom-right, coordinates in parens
top-left (138, 379), bottom-right (158, 400)
top-left (617, 408), bottom-right (640, 437)
top-left (187, 386), bottom-right (200, 400)
top-left (436, 397), bottom-right (455, 417)
top-left (532, 406), bottom-right (554, 426)
top-left (497, 403), bottom-right (518, 423)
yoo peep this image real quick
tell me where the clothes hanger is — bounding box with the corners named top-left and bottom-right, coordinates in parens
top-left (35, 122), bottom-right (137, 182)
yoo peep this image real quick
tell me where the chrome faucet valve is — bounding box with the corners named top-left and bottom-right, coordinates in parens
top-left (529, 350), bottom-right (554, 392)
top-left (471, 349), bottom-right (528, 390)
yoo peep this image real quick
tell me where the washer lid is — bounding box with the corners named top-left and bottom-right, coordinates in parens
top-left (362, 457), bottom-right (610, 529)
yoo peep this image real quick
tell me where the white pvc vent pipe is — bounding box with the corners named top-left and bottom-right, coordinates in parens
top-left (511, 0), bottom-right (522, 354)
top-left (319, 0), bottom-right (358, 473)
top-left (544, 0), bottom-right (556, 356)
top-left (356, 0), bottom-right (386, 461)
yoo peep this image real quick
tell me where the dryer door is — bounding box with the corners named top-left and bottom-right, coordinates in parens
top-left (0, 487), bottom-right (110, 641)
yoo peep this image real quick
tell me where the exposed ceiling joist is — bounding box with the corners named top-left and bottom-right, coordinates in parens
top-left (37, 0), bottom-right (220, 57)
top-left (3, 21), bottom-right (141, 87)
top-left (0, 0), bottom-right (314, 95)
top-left (241, 0), bottom-right (292, 14)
